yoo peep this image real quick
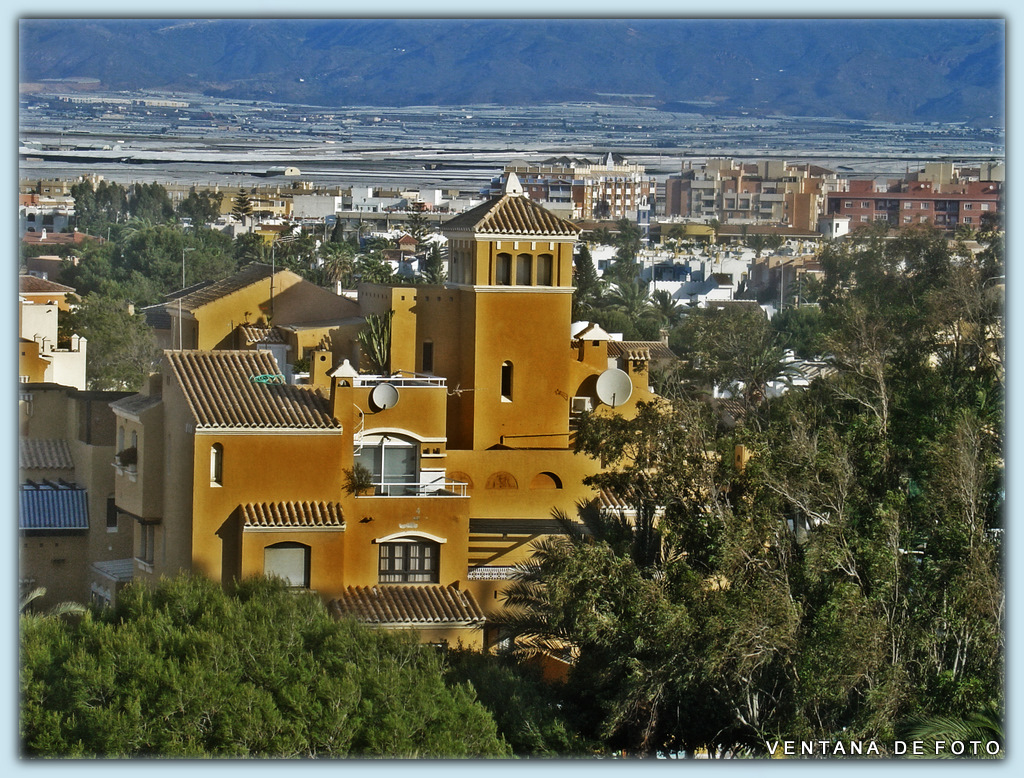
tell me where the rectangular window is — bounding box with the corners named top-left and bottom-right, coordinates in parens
top-left (904, 201), bottom-right (912, 209)
top-left (963, 203), bottom-right (973, 210)
top-left (422, 341), bottom-right (434, 373)
top-left (981, 203), bottom-right (990, 211)
top-left (379, 541), bottom-right (439, 583)
top-left (139, 524), bottom-right (155, 565)
top-left (264, 543), bottom-right (310, 588)
top-left (106, 497), bottom-right (118, 532)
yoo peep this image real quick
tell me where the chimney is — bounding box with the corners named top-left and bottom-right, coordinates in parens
top-left (309, 349), bottom-right (334, 393)
top-left (328, 359), bottom-right (359, 422)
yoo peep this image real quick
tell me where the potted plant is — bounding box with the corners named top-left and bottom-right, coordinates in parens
top-left (343, 463), bottom-right (375, 496)
top-left (116, 446), bottom-right (138, 471)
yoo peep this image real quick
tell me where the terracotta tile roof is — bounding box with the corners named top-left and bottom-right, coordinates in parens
top-left (242, 501), bottom-right (345, 530)
top-left (19, 439), bottom-right (74, 470)
top-left (19, 275), bottom-right (76, 294)
top-left (166, 350), bottom-right (340, 430)
top-left (607, 340), bottom-right (676, 362)
top-left (329, 585), bottom-right (485, 626)
top-left (443, 194), bottom-right (580, 237)
top-left (596, 488), bottom-right (633, 513)
top-left (167, 263), bottom-right (277, 312)
top-left (239, 324), bottom-right (286, 345)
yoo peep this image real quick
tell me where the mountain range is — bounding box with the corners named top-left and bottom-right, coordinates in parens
top-left (18, 18), bottom-right (1005, 125)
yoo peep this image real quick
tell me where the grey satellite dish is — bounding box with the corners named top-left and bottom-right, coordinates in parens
top-left (595, 368), bottom-right (633, 408)
top-left (369, 382), bottom-right (400, 411)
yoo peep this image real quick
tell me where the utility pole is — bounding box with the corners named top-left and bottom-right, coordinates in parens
top-left (179, 246), bottom-right (195, 349)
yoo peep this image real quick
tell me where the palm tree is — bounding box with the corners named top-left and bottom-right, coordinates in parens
top-left (606, 279), bottom-right (655, 322)
top-left (19, 586), bottom-right (86, 618)
top-left (648, 289), bottom-right (684, 328)
top-left (320, 243), bottom-right (356, 288)
top-left (902, 702), bottom-right (1003, 758)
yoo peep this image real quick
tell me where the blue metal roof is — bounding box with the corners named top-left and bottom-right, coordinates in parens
top-left (19, 483), bottom-right (89, 531)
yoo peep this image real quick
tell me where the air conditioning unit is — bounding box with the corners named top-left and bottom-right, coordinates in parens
top-left (570, 396), bottom-right (593, 414)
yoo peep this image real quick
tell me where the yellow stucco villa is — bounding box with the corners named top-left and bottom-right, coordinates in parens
top-left (102, 174), bottom-right (659, 648)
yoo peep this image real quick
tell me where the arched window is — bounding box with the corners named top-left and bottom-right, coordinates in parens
top-left (496, 253), bottom-right (512, 285)
top-left (378, 536), bottom-right (439, 583)
top-left (264, 542), bottom-right (310, 588)
top-left (530, 471), bottom-right (563, 490)
top-left (500, 361), bottom-right (513, 401)
top-left (515, 253), bottom-right (532, 285)
top-left (117, 426), bottom-right (125, 453)
top-left (537, 254), bottom-right (554, 286)
top-left (130, 430), bottom-right (138, 450)
top-left (210, 443), bottom-right (224, 485)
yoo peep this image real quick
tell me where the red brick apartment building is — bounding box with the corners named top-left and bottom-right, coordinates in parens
top-left (825, 179), bottom-right (1002, 231)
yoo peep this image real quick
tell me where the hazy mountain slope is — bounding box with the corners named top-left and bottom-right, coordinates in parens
top-left (18, 18), bottom-right (1004, 124)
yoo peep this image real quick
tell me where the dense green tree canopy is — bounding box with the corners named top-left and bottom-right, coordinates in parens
top-left (60, 292), bottom-right (161, 390)
top-left (496, 224), bottom-right (1004, 758)
top-left (21, 575), bottom-right (511, 758)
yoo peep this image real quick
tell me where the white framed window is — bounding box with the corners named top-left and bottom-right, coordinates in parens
top-left (355, 434), bottom-right (419, 496)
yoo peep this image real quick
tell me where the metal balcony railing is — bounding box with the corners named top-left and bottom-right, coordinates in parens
top-left (360, 478), bottom-right (469, 498)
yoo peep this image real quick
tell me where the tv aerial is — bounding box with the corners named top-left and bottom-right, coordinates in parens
top-left (595, 368), bottom-right (632, 408)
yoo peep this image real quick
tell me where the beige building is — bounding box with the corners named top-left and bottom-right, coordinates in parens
top-left (19, 385), bottom-right (135, 611)
top-left (665, 158), bottom-right (841, 231)
top-left (19, 276), bottom-right (86, 390)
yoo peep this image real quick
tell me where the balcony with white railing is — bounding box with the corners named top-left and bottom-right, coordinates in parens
top-left (357, 477), bottom-right (469, 498)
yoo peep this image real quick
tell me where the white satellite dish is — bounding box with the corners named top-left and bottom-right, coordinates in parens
top-left (595, 368), bottom-right (633, 408)
top-left (370, 382), bottom-right (400, 411)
